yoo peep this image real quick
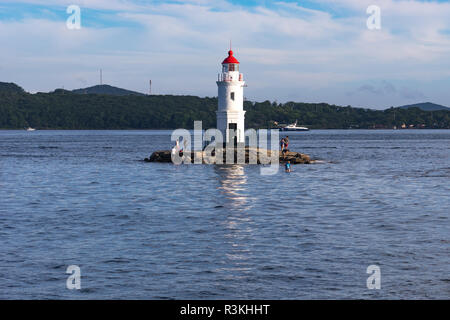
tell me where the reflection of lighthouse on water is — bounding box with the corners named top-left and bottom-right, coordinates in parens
top-left (214, 165), bottom-right (255, 281)
top-left (214, 165), bottom-right (249, 210)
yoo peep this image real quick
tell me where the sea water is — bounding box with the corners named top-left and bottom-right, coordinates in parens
top-left (0, 129), bottom-right (448, 299)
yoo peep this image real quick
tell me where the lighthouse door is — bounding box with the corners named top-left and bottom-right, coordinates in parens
top-left (228, 123), bottom-right (237, 147)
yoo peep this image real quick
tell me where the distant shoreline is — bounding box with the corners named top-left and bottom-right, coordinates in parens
top-left (1, 128), bottom-right (449, 131)
top-left (1, 82), bottom-right (449, 130)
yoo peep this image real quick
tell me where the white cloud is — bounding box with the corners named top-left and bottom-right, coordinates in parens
top-left (0, 0), bottom-right (144, 11)
top-left (0, 0), bottom-right (449, 108)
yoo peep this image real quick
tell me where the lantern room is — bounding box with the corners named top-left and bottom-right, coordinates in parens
top-left (222, 50), bottom-right (240, 72)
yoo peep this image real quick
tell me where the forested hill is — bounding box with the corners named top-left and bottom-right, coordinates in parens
top-left (0, 82), bottom-right (25, 93)
top-left (398, 102), bottom-right (450, 112)
top-left (0, 82), bottom-right (449, 129)
top-left (72, 84), bottom-right (146, 96)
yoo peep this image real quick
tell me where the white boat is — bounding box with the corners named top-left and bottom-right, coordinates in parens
top-left (279, 121), bottom-right (309, 131)
top-left (26, 127), bottom-right (36, 131)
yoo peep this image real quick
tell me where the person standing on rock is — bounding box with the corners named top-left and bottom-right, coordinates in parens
top-left (171, 139), bottom-right (179, 156)
top-left (284, 136), bottom-right (289, 151)
top-left (280, 137), bottom-right (285, 152)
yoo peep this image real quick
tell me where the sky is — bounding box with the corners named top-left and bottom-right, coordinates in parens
top-left (0, 0), bottom-right (449, 109)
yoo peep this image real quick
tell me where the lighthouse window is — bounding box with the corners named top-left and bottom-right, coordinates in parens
top-left (231, 92), bottom-right (235, 101)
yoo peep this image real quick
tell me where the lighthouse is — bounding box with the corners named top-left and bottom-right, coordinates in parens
top-left (216, 48), bottom-right (245, 146)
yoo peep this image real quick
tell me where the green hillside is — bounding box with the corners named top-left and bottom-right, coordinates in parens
top-left (0, 82), bottom-right (449, 129)
top-left (398, 102), bottom-right (449, 112)
top-left (72, 84), bottom-right (145, 96)
top-left (0, 82), bottom-right (25, 93)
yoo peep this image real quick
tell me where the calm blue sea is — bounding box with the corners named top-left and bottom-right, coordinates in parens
top-left (0, 129), bottom-right (448, 299)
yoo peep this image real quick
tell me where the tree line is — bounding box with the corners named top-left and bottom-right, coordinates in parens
top-left (0, 88), bottom-right (449, 129)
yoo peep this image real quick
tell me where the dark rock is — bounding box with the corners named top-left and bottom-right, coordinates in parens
top-left (147, 147), bottom-right (313, 165)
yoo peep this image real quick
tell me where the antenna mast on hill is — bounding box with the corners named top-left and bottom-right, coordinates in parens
top-left (100, 69), bottom-right (103, 85)
top-left (149, 80), bottom-right (152, 95)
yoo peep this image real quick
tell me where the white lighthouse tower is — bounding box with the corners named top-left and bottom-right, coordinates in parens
top-left (216, 48), bottom-right (245, 146)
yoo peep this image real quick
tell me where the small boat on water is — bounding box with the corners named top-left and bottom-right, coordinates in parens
top-left (26, 127), bottom-right (36, 131)
top-left (279, 121), bottom-right (309, 131)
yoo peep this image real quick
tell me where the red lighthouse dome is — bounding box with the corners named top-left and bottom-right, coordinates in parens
top-left (222, 50), bottom-right (240, 64)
